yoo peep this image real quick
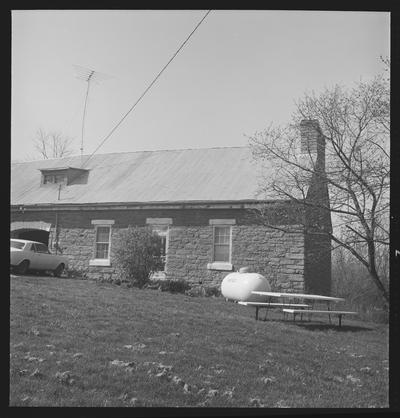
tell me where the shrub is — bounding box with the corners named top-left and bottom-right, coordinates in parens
top-left (204, 285), bottom-right (221, 297)
top-left (185, 285), bottom-right (221, 298)
top-left (66, 269), bottom-right (85, 279)
top-left (332, 247), bottom-right (389, 323)
top-left (185, 287), bottom-right (203, 297)
top-left (156, 279), bottom-right (190, 294)
top-left (113, 226), bottom-right (164, 288)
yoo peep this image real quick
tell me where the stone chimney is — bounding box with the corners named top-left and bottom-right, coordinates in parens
top-left (301, 119), bottom-right (331, 296)
top-left (300, 119), bottom-right (325, 172)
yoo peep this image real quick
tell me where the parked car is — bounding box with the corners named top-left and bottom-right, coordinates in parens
top-left (10, 239), bottom-right (68, 277)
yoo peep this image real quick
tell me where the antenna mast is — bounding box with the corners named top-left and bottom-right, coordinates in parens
top-left (73, 65), bottom-right (112, 159)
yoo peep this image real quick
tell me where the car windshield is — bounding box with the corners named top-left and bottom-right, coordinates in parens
top-left (10, 240), bottom-right (25, 250)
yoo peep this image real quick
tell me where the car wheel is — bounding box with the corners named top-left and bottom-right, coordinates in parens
top-left (16, 260), bottom-right (29, 275)
top-left (53, 263), bottom-right (65, 278)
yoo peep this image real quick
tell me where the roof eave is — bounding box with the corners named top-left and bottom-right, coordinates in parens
top-left (10, 198), bottom-right (299, 211)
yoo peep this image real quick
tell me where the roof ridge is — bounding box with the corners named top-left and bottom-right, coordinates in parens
top-left (12, 145), bottom-right (250, 164)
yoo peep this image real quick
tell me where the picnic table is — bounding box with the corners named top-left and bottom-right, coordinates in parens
top-left (252, 291), bottom-right (345, 303)
top-left (239, 291), bottom-right (357, 326)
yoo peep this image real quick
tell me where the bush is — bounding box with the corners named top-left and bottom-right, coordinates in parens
top-left (66, 269), bottom-right (85, 279)
top-left (204, 285), bottom-right (221, 297)
top-left (332, 247), bottom-right (389, 323)
top-left (185, 285), bottom-right (221, 298)
top-left (113, 226), bottom-right (164, 288)
top-left (156, 279), bottom-right (190, 294)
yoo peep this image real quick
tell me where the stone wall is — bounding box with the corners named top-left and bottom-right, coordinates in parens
top-left (234, 225), bottom-right (305, 292)
top-left (10, 204), bottom-right (305, 291)
top-left (166, 224), bottom-right (304, 292)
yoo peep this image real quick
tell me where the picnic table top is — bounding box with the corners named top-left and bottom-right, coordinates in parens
top-left (251, 291), bottom-right (345, 302)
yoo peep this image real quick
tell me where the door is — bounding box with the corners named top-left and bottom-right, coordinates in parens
top-left (32, 243), bottom-right (55, 270)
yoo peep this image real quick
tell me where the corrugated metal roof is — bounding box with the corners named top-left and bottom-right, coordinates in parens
top-left (11, 147), bottom-right (276, 206)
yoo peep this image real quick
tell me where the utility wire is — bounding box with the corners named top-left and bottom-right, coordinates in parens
top-left (81, 10), bottom-right (212, 168)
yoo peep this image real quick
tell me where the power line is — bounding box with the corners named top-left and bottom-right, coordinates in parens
top-left (80, 9), bottom-right (212, 168)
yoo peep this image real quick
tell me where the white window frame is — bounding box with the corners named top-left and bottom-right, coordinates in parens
top-left (146, 218), bottom-right (172, 277)
top-left (207, 219), bottom-right (235, 271)
top-left (89, 220), bottom-right (114, 266)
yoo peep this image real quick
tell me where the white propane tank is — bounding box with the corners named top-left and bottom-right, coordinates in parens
top-left (221, 267), bottom-right (271, 302)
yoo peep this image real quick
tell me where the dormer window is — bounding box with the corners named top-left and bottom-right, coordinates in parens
top-left (43, 173), bottom-right (67, 184)
top-left (39, 166), bottom-right (89, 186)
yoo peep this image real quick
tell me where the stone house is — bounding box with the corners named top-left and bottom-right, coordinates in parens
top-left (10, 120), bottom-right (332, 294)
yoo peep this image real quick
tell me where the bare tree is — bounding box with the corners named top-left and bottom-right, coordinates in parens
top-left (249, 72), bottom-right (389, 305)
top-left (33, 128), bottom-right (76, 159)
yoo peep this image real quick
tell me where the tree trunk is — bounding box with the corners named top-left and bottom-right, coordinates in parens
top-left (368, 268), bottom-right (389, 307)
top-left (366, 238), bottom-right (389, 307)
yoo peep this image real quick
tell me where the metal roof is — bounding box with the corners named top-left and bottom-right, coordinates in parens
top-left (11, 147), bottom-right (276, 207)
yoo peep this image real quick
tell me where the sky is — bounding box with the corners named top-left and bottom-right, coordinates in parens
top-left (11, 10), bottom-right (390, 162)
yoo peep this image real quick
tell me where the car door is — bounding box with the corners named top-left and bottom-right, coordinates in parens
top-left (29, 243), bottom-right (41, 269)
top-left (35, 243), bottom-right (55, 270)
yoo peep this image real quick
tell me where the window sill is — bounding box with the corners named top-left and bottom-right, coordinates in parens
top-left (89, 259), bottom-right (111, 267)
top-left (207, 262), bottom-right (233, 271)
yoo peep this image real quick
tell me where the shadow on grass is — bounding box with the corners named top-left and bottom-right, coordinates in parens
top-left (247, 314), bottom-right (374, 332)
top-left (251, 317), bottom-right (373, 332)
top-left (11, 271), bottom-right (53, 278)
top-left (287, 321), bottom-right (374, 332)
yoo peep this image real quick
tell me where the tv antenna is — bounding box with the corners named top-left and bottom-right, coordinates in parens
top-left (73, 65), bottom-right (112, 158)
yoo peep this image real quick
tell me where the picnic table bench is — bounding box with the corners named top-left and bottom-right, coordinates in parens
top-left (282, 308), bottom-right (359, 327)
top-left (240, 291), bottom-right (356, 326)
top-left (237, 301), bottom-right (310, 320)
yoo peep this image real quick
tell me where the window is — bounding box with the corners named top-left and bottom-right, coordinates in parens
top-left (146, 218), bottom-right (172, 277)
top-left (213, 226), bottom-right (231, 262)
top-left (10, 240), bottom-right (26, 250)
top-left (43, 174), bottom-right (54, 184)
top-left (43, 173), bottom-right (67, 184)
top-left (95, 226), bottom-right (111, 259)
top-left (40, 167), bottom-right (89, 186)
top-left (34, 243), bottom-right (50, 253)
top-left (90, 220), bottom-right (114, 266)
top-left (55, 174), bottom-right (66, 183)
top-left (152, 225), bottom-right (168, 271)
top-left (207, 219), bottom-right (235, 271)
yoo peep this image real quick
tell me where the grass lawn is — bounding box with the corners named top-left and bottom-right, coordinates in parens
top-left (10, 275), bottom-right (389, 408)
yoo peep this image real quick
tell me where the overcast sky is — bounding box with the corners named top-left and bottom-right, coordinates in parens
top-left (11, 10), bottom-right (390, 161)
